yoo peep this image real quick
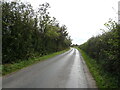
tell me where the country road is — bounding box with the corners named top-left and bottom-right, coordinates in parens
top-left (2, 48), bottom-right (97, 88)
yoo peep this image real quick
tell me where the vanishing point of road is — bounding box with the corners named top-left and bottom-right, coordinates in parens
top-left (3, 48), bottom-right (97, 88)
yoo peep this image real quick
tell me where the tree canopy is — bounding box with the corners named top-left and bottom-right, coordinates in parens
top-left (2, 1), bottom-right (72, 64)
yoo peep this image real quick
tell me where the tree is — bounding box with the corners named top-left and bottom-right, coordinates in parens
top-left (2, 1), bottom-right (72, 64)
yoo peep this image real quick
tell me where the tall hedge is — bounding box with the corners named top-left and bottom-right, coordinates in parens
top-left (79, 20), bottom-right (120, 86)
top-left (2, 1), bottom-right (72, 64)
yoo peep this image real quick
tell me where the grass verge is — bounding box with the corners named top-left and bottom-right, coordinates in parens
top-left (76, 47), bottom-right (118, 88)
top-left (2, 48), bottom-right (70, 76)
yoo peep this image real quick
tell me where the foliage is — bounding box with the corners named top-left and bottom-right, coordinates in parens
top-left (2, 48), bottom-right (69, 75)
top-left (79, 20), bottom-right (120, 87)
top-left (2, 1), bottom-right (72, 64)
top-left (77, 48), bottom-right (118, 88)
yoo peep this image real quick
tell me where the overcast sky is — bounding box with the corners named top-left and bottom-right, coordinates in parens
top-left (9, 0), bottom-right (119, 44)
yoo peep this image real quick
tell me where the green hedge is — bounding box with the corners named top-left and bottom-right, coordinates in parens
top-left (79, 20), bottom-right (120, 87)
top-left (2, 1), bottom-right (71, 64)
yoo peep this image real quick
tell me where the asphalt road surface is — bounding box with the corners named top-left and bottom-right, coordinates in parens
top-left (3, 48), bottom-right (97, 88)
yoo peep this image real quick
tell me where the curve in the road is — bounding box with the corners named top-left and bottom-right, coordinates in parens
top-left (3, 48), bottom-right (97, 88)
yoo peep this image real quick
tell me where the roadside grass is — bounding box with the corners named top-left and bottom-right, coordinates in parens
top-left (2, 48), bottom-right (70, 76)
top-left (76, 47), bottom-right (118, 88)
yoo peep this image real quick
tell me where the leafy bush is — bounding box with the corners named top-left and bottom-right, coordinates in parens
top-left (79, 20), bottom-right (120, 87)
top-left (2, 1), bottom-right (72, 64)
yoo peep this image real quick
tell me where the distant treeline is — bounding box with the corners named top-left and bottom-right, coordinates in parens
top-left (79, 20), bottom-right (120, 87)
top-left (2, 2), bottom-right (72, 64)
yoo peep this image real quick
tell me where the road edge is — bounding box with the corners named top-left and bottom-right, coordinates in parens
top-left (76, 47), bottom-right (98, 88)
top-left (2, 48), bottom-right (71, 77)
